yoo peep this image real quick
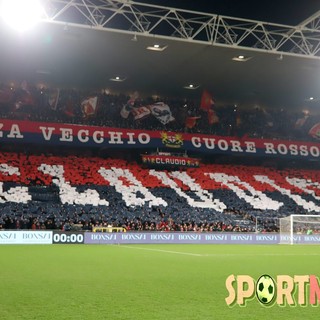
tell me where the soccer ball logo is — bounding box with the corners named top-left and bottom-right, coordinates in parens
top-left (256, 275), bottom-right (276, 305)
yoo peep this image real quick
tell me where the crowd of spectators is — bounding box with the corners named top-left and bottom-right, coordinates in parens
top-left (0, 209), bottom-right (278, 233)
top-left (0, 84), bottom-right (319, 142)
top-left (0, 83), bottom-right (318, 233)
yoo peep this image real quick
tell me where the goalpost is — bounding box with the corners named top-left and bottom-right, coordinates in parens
top-left (279, 215), bottom-right (320, 244)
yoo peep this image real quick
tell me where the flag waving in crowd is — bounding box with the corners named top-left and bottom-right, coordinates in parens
top-left (48, 88), bottom-right (60, 110)
top-left (120, 97), bottom-right (175, 125)
top-left (200, 89), bottom-right (214, 111)
top-left (149, 102), bottom-right (175, 125)
top-left (207, 108), bottom-right (219, 124)
top-left (120, 92), bottom-right (139, 119)
top-left (131, 105), bottom-right (151, 121)
top-left (120, 100), bottom-right (134, 119)
top-left (15, 80), bottom-right (36, 109)
top-left (309, 123), bottom-right (320, 140)
top-left (185, 116), bottom-right (201, 129)
top-left (200, 89), bottom-right (219, 124)
top-left (81, 96), bottom-right (98, 117)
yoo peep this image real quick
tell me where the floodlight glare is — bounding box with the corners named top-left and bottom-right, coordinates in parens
top-left (1, 0), bottom-right (45, 32)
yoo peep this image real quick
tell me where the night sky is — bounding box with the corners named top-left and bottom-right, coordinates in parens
top-left (137, 0), bottom-right (319, 25)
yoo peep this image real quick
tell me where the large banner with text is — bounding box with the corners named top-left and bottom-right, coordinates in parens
top-left (0, 231), bottom-right (52, 244)
top-left (141, 154), bottom-right (200, 168)
top-left (0, 119), bottom-right (320, 160)
top-left (84, 232), bottom-right (320, 245)
top-left (0, 231), bottom-right (319, 245)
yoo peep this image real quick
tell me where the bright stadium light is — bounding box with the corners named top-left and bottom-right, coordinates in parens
top-left (0, 0), bottom-right (45, 32)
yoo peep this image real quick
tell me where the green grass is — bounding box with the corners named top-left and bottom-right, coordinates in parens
top-left (0, 244), bottom-right (320, 319)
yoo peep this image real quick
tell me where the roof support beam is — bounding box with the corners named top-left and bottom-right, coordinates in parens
top-left (41, 0), bottom-right (320, 59)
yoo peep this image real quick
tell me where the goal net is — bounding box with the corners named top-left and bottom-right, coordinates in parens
top-left (279, 215), bottom-right (320, 244)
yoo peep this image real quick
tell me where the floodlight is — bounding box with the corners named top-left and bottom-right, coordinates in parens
top-left (110, 76), bottom-right (126, 82)
top-left (146, 44), bottom-right (168, 52)
top-left (183, 83), bottom-right (200, 90)
top-left (0, 0), bottom-right (45, 32)
top-left (232, 55), bottom-right (252, 62)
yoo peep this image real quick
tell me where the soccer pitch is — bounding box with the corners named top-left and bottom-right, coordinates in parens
top-left (0, 244), bottom-right (319, 319)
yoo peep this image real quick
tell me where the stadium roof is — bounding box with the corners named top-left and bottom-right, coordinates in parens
top-left (1, 0), bottom-right (320, 110)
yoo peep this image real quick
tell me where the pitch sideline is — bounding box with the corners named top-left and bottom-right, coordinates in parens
top-left (119, 245), bottom-right (320, 257)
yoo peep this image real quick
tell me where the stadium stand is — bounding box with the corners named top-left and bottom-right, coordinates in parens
top-left (0, 86), bottom-right (319, 142)
top-left (0, 84), bottom-right (319, 233)
top-left (0, 151), bottom-right (319, 232)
